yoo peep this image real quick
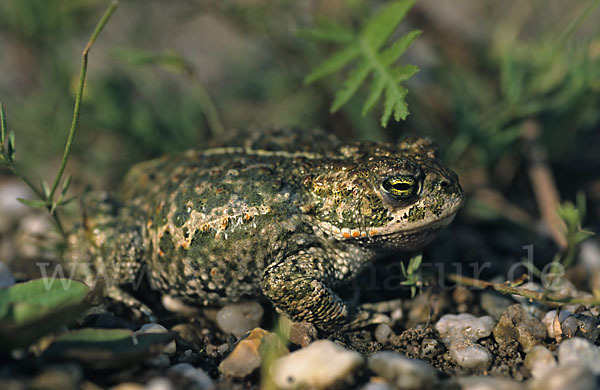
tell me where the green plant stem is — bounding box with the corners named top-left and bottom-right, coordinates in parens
top-left (447, 273), bottom-right (600, 307)
top-left (48, 0), bottom-right (119, 200)
top-left (191, 75), bottom-right (226, 137)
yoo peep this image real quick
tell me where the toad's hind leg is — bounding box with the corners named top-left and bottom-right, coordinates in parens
top-left (261, 250), bottom-right (389, 331)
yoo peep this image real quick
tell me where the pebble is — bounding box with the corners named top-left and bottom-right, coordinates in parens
top-left (480, 291), bottom-right (513, 320)
top-left (144, 378), bottom-right (175, 390)
top-left (558, 337), bottom-right (600, 375)
top-left (492, 304), bottom-right (546, 352)
top-left (542, 310), bottom-right (571, 339)
top-left (30, 364), bottom-right (83, 390)
top-left (374, 323), bottom-right (394, 345)
top-left (524, 345), bottom-right (557, 379)
top-left (0, 261), bottom-right (15, 288)
top-left (216, 302), bottom-right (264, 339)
top-left (527, 363), bottom-right (597, 390)
top-left (135, 323), bottom-right (176, 354)
top-left (219, 327), bottom-right (286, 378)
top-left (454, 375), bottom-right (522, 390)
top-left (448, 339), bottom-right (492, 372)
top-left (435, 313), bottom-right (495, 344)
top-left (288, 322), bottom-right (318, 347)
top-left (419, 338), bottom-right (444, 359)
top-left (271, 340), bottom-right (364, 390)
top-left (360, 379), bottom-right (394, 390)
top-left (368, 351), bottom-right (438, 389)
top-left (560, 312), bottom-right (600, 342)
top-left (112, 382), bottom-right (145, 390)
top-left (168, 363), bottom-right (214, 390)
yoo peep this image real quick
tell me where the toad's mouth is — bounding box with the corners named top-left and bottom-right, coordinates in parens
top-left (315, 211), bottom-right (459, 243)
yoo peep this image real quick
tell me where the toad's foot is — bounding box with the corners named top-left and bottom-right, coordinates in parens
top-left (262, 251), bottom-right (390, 332)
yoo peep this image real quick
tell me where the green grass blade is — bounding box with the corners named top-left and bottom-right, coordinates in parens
top-left (361, 0), bottom-right (415, 51)
top-left (0, 101), bottom-right (5, 144)
top-left (304, 44), bottom-right (361, 84)
top-left (7, 131), bottom-right (15, 162)
top-left (331, 60), bottom-right (372, 113)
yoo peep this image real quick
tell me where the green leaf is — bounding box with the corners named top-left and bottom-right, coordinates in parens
top-left (379, 30), bottom-right (421, 65)
top-left (381, 84), bottom-right (409, 127)
top-left (302, 0), bottom-right (419, 127)
top-left (331, 60), bottom-right (372, 112)
top-left (304, 45), bottom-right (361, 84)
top-left (42, 179), bottom-right (51, 199)
top-left (43, 328), bottom-right (175, 369)
top-left (0, 101), bottom-right (5, 144)
top-left (362, 74), bottom-right (386, 115)
top-left (0, 279), bottom-right (89, 351)
top-left (61, 174), bottom-right (73, 197)
top-left (17, 198), bottom-right (49, 208)
top-left (7, 131), bottom-right (15, 162)
top-left (361, 0), bottom-right (416, 51)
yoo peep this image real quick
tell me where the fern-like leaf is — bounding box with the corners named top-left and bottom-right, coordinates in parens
top-left (303, 0), bottom-right (420, 127)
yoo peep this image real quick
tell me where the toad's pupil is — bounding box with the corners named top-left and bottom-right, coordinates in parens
top-left (393, 183), bottom-right (411, 191)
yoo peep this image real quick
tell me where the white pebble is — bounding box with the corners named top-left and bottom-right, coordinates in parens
top-left (524, 345), bottom-right (557, 379)
top-left (271, 340), bottom-right (364, 390)
top-left (435, 313), bottom-right (495, 344)
top-left (558, 337), bottom-right (600, 375)
top-left (169, 363), bottom-right (214, 390)
top-left (144, 378), bottom-right (174, 390)
top-left (449, 339), bottom-right (492, 372)
top-left (216, 301), bottom-right (264, 339)
top-left (528, 363), bottom-right (596, 390)
top-left (368, 351), bottom-right (438, 389)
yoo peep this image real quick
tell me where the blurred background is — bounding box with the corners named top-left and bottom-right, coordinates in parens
top-left (1, 0), bottom-right (599, 284)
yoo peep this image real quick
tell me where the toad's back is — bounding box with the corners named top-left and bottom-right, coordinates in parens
top-left (120, 147), bottom-right (324, 304)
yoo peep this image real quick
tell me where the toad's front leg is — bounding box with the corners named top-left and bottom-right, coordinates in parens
top-left (261, 249), bottom-right (389, 331)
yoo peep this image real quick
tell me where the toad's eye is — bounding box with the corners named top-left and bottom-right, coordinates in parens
top-left (382, 175), bottom-right (418, 200)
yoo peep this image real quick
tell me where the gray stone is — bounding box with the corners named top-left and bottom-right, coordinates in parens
top-left (455, 375), bottom-right (522, 390)
top-left (524, 345), bottom-right (556, 379)
top-left (528, 363), bottom-right (597, 390)
top-left (558, 337), bottom-right (600, 375)
top-left (169, 363), bottom-right (214, 390)
top-left (271, 340), bottom-right (364, 390)
top-left (374, 323), bottom-right (394, 345)
top-left (448, 339), bottom-right (492, 372)
top-left (216, 301), bottom-right (264, 339)
top-left (493, 304), bottom-right (546, 352)
top-left (368, 351), bottom-right (438, 390)
top-left (480, 291), bottom-right (513, 320)
top-left (435, 313), bottom-right (495, 344)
